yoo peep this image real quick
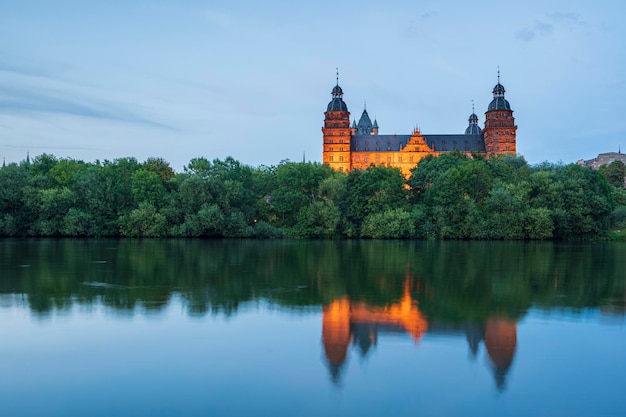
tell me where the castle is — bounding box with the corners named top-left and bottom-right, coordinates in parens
top-left (322, 73), bottom-right (517, 177)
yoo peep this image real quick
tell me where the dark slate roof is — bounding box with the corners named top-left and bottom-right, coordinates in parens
top-left (465, 124), bottom-right (482, 134)
top-left (350, 134), bottom-right (485, 152)
top-left (327, 98), bottom-right (348, 112)
top-left (492, 82), bottom-right (506, 95)
top-left (488, 97), bottom-right (511, 111)
top-left (357, 109), bottom-right (373, 134)
top-left (351, 134), bottom-right (411, 151)
top-left (424, 134), bottom-right (486, 152)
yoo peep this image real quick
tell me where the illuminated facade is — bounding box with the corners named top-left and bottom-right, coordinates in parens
top-left (322, 74), bottom-right (517, 177)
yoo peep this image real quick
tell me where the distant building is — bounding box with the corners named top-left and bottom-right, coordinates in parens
top-left (322, 72), bottom-right (518, 177)
top-left (577, 151), bottom-right (626, 169)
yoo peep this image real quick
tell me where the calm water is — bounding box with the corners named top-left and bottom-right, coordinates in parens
top-left (0, 239), bottom-right (625, 417)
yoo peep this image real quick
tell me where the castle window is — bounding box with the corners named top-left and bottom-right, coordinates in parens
top-left (387, 156), bottom-right (391, 163)
top-left (330, 147), bottom-right (334, 151)
top-left (399, 156), bottom-right (403, 163)
top-left (340, 147), bottom-right (344, 151)
top-left (376, 156), bottom-right (380, 163)
top-left (376, 147), bottom-right (380, 151)
top-left (410, 156), bottom-right (414, 162)
top-left (329, 156), bottom-right (334, 161)
top-left (355, 156), bottom-right (360, 162)
top-left (506, 146), bottom-right (510, 150)
top-left (365, 156), bottom-right (369, 162)
top-left (339, 156), bottom-right (344, 162)
top-left (387, 147), bottom-right (391, 151)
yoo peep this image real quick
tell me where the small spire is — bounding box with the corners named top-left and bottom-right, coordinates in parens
top-left (2, 157), bottom-right (5, 168)
top-left (620, 145), bottom-right (622, 154)
top-left (303, 151), bottom-right (306, 163)
top-left (26, 150), bottom-right (30, 164)
top-left (472, 99), bottom-right (475, 114)
top-left (336, 67), bottom-right (339, 86)
top-left (497, 66), bottom-right (500, 83)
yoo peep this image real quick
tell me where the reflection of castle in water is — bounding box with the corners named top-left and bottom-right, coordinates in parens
top-left (322, 282), bottom-right (517, 390)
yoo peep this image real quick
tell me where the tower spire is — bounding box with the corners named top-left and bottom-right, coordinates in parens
top-left (336, 67), bottom-right (339, 86)
top-left (497, 66), bottom-right (500, 84)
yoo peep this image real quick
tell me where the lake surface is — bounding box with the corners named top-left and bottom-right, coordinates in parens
top-left (0, 239), bottom-right (625, 417)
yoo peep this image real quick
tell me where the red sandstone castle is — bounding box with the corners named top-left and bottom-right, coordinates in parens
top-left (322, 73), bottom-right (517, 177)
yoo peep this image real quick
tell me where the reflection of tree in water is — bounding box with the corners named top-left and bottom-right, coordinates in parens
top-left (0, 239), bottom-right (624, 387)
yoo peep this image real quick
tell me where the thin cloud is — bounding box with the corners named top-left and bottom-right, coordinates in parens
top-left (516, 21), bottom-right (554, 42)
top-left (0, 85), bottom-right (177, 130)
top-left (516, 11), bottom-right (585, 42)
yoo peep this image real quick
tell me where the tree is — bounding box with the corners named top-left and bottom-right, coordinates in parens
top-left (599, 160), bottom-right (625, 188)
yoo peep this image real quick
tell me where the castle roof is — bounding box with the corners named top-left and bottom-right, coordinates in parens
top-left (465, 124), bottom-right (482, 135)
top-left (488, 76), bottom-right (512, 111)
top-left (488, 97), bottom-right (511, 111)
top-left (327, 98), bottom-right (348, 112)
top-left (466, 111), bottom-right (482, 134)
top-left (351, 134), bottom-right (485, 153)
top-left (327, 82), bottom-right (348, 112)
top-left (357, 109), bottom-right (373, 134)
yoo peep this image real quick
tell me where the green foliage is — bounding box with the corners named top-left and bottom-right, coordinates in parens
top-left (599, 160), bottom-right (625, 187)
top-left (119, 202), bottom-right (168, 237)
top-left (0, 153), bottom-right (616, 240)
top-left (340, 165), bottom-right (408, 235)
top-left (361, 208), bottom-right (415, 238)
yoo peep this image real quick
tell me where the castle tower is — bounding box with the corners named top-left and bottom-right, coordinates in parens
top-left (322, 75), bottom-right (352, 172)
top-left (483, 72), bottom-right (517, 156)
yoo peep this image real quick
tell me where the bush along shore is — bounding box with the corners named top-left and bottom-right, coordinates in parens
top-left (1, 152), bottom-right (625, 239)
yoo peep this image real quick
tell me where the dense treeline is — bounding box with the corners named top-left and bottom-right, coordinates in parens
top-left (0, 152), bottom-right (623, 239)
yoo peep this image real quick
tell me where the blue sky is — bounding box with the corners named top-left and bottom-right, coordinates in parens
top-left (1, 0), bottom-right (625, 170)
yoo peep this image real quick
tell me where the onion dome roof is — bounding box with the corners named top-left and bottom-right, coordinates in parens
top-left (488, 97), bottom-right (511, 111)
top-left (492, 82), bottom-right (506, 95)
top-left (327, 82), bottom-right (348, 112)
top-left (327, 97), bottom-right (348, 112)
top-left (488, 75), bottom-right (512, 111)
top-left (465, 124), bottom-right (482, 134)
top-left (465, 112), bottom-right (481, 134)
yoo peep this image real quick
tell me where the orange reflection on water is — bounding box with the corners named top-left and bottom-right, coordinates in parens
top-left (322, 282), bottom-right (428, 379)
top-left (321, 281), bottom-right (517, 389)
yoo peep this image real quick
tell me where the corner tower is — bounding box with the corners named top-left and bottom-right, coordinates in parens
top-left (322, 75), bottom-right (352, 171)
top-left (483, 72), bottom-right (517, 156)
